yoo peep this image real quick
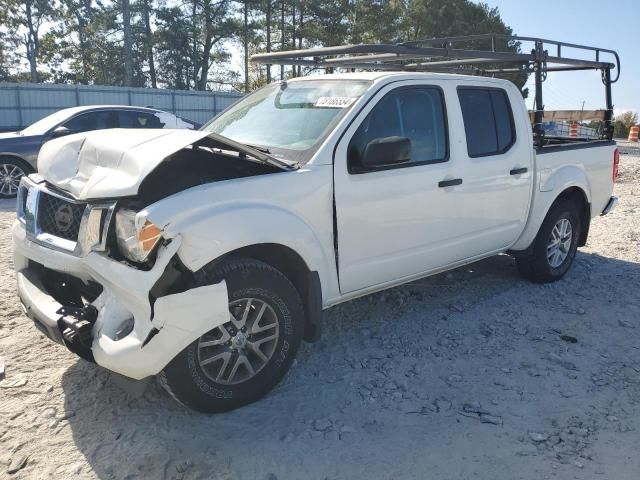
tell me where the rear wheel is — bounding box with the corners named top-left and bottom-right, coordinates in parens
top-left (159, 257), bottom-right (304, 413)
top-left (515, 199), bottom-right (581, 283)
top-left (0, 157), bottom-right (31, 199)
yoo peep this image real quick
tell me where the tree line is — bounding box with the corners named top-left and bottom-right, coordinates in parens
top-left (0, 0), bottom-right (521, 92)
top-left (613, 111), bottom-right (639, 139)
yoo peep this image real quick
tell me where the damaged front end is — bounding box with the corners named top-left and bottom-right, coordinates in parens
top-left (12, 129), bottom-right (290, 380)
top-left (15, 181), bottom-right (231, 379)
top-left (14, 185), bottom-right (231, 379)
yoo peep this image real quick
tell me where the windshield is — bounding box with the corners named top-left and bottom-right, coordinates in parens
top-left (21, 109), bottom-right (77, 136)
top-left (203, 79), bottom-right (371, 162)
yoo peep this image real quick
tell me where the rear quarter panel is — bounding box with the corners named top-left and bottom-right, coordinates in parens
top-left (510, 142), bottom-right (616, 251)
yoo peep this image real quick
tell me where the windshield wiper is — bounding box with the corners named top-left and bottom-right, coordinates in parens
top-left (202, 132), bottom-right (299, 171)
top-left (242, 144), bottom-right (298, 170)
top-left (244, 143), bottom-right (271, 154)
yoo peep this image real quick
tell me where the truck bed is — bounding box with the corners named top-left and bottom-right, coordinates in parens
top-left (536, 138), bottom-right (616, 152)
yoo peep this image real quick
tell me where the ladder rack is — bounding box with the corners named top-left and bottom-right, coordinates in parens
top-left (251, 34), bottom-right (621, 145)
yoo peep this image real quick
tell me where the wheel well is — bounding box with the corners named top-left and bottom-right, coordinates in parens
top-left (0, 154), bottom-right (34, 172)
top-left (224, 243), bottom-right (322, 342)
top-left (556, 187), bottom-right (590, 247)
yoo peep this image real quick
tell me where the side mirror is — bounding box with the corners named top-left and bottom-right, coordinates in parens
top-left (361, 136), bottom-right (411, 169)
top-left (51, 126), bottom-right (71, 138)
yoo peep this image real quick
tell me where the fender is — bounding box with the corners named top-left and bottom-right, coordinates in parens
top-left (510, 165), bottom-right (591, 251)
top-left (145, 196), bottom-right (336, 301)
top-left (0, 152), bottom-right (28, 161)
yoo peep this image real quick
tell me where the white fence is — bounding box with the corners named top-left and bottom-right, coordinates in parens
top-left (0, 82), bottom-right (243, 130)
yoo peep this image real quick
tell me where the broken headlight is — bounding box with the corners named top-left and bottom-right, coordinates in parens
top-left (115, 209), bottom-right (162, 263)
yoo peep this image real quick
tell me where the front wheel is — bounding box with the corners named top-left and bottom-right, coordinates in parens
top-left (159, 257), bottom-right (304, 413)
top-left (515, 199), bottom-right (581, 283)
top-left (0, 157), bottom-right (31, 199)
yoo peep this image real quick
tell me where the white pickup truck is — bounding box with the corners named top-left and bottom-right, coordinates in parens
top-left (13, 70), bottom-right (619, 412)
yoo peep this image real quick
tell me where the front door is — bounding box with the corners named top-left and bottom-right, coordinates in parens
top-left (334, 81), bottom-right (465, 294)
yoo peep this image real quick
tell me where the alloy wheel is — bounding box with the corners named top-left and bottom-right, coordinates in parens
top-left (546, 218), bottom-right (573, 268)
top-left (197, 298), bottom-right (280, 385)
top-left (0, 162), bottom-right (25, 197)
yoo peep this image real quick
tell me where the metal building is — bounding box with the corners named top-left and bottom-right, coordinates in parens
top-left (0, 82), bottom-right (243, 131)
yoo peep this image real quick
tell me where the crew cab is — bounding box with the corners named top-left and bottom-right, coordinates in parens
top-left (13, 68), bottom-right (619, 412)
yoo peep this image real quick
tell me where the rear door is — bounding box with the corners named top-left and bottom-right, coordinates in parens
top-left (117, 110), bottom-right (168, 129)
top-left (453, 83), bottom-right (533, 254)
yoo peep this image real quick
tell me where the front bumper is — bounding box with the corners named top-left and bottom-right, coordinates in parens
top-left (17, 267), bottom-right (65, 344)
top-left (13, 220), bottom-right (230, 380)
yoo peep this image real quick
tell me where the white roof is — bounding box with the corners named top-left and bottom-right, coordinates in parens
top-left (287, 70), bottom-right (511, 85)
top-left (54, 105), bottom-right (163, 115)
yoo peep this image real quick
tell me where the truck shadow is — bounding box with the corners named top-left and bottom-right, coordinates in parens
top-left (60, 251), bottom-right (640, 480)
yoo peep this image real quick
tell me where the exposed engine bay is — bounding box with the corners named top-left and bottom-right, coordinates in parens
top-left (137, 145), bottom-right (281, 204)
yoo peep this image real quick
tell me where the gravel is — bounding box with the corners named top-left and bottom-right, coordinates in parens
top-left (529, 432), bottom-right (550, 443)
top-left (1, 141), bottom-right (639, 479)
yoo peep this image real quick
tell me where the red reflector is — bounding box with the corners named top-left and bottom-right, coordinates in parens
top-left (613, 147), bottom-right (620, 183)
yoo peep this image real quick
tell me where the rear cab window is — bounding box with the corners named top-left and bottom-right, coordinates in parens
top-left (457, 86), bottom-right (516, 157)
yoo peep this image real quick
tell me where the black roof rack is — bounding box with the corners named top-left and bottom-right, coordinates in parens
top-left (252, 34), bottom-right (619, 79)
top-left (251, 34), bottom-right (620, 145)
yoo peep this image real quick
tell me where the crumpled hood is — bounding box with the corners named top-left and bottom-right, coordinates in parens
top-left (38, 128), bottom-right (210, 200)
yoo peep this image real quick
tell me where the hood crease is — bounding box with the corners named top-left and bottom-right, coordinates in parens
top-left (37, 128), bottom-right (210, 200)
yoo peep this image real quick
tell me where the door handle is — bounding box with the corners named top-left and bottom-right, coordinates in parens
top-left (438, 178), bottom-right (463, 188)
top-left (510, 167), bottom-right (528, 175)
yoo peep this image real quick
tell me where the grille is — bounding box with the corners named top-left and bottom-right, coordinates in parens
top-left (18, 184), bottom-right (28, 216)
top-left (37, 192), bottom-right (86, 241)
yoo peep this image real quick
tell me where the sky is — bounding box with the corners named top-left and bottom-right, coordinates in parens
top-left (11, 0), bottom-right (637, 116)
top-left (474, 0), bottom-right (639, 115)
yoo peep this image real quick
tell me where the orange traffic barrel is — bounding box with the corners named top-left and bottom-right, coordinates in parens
top-left (569, 122), bottom-right (578, 137)
top-left (629, 126), bottom-right (639, 142)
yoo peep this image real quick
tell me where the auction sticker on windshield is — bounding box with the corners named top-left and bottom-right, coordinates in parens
top-left (314, 97), bottom-right (357, 108)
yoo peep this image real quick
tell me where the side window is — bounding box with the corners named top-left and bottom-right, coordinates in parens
top-left (348, 87), bottom-right (447, 171)
top-left (62, 111), bottom-right (117, 133)
top-left (118, 111), bottom-right (166, 129)
top-left (398, 89), bottom-right (447, 163)
top-left (458, 87), bottom-right (515, 157)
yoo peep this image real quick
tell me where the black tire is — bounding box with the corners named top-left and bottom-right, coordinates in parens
top-left (515, 199), bottom-right (581, 283)
top-left (0, 157), bottom-right (32, 199)
top-left (159, 257), bottom-right (304, 413)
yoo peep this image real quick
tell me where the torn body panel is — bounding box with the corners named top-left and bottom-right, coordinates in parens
top-left (13, 219), bottom-right (231, 379)
top-left (93, 281), bottom-right (229, 379)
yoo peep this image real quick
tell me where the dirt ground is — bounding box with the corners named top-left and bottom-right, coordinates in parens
top-left (1, 142), bottom-right (639, 480)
